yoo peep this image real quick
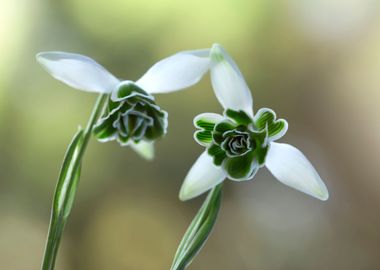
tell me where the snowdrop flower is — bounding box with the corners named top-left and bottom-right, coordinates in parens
top-left (179, 44), bottom-right (329, 201)
top-left (36, 50), bottom-right (210, 159)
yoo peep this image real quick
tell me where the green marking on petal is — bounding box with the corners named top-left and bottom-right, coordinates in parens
top-left (214, 120), bottom-right (236, 133)
top-left (193, 113), bottom-right (223, 147)
top-left (254, 108), bottom-right (288, 141)
top-left (208, 144), bottom-right (227, 166)
top-left (225, 109), bottom-right (252, 126)
top-left (223, 151), bottom-right (258, 181)
top-left (195, 120), bottom-right (216, 132)
top-left (194, 130), bottom-right (213, 146)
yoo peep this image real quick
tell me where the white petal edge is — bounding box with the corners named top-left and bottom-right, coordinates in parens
top-left (36, 51), bottom-right (120, 93)
top-left (179, 151), bottom-right (226, 201)
top-left (130, 140), bottom-right (155, 160)
top-left (210, 44), bottom-right (254, 117)
top-left (265, 142), bottom-right (329, 201)
top-left (135, 49), bottom-right (210, 94)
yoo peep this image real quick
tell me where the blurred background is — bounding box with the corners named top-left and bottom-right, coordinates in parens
top-left (1, 0), bottom-right (380, 269)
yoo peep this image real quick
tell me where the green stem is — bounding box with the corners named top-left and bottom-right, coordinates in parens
top-left (41, 93), bottom-right (108, 270)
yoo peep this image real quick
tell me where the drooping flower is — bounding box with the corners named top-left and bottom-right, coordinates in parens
top-left (179, 44), bottom-right (329, 201)
top-left (36, 50), bottom-right (210, 159)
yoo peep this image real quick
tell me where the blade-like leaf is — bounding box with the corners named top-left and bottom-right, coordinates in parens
top-left (53, 128), bottom-right (84, 218)
top-left (42, 94), bottom-right (108, 270)
top-left (171, 184), bottom-right (223, 270)
top-left (42, 128), bottom-right (84, 270)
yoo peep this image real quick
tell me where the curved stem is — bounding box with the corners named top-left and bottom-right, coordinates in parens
top-left (41, 93), bottom-right (108, 270)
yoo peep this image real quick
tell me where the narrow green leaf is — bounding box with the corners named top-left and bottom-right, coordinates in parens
top-left (42, 129), bottom-right (84, 270)
top-left (42, 94), bottom-right (108, 270)
top-left (52, 129), bottom-right (84, 218)
top-left (171, 184), bottom-right (223, 270)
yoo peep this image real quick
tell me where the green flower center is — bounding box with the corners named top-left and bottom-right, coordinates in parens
top-left (93, 82), bottom-right (168, 146)
top-left (221, 130), bottom-right (253, 157)
top-left (194, 108), bottom-right (287, 181)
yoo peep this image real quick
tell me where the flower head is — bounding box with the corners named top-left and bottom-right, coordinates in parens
top-left (37, 50), bottom-right (210, 159)
top-left (180, 44), bottom-right (329, 201)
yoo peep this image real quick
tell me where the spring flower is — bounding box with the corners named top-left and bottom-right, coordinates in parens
top-left (36, 50), bottom-right (210, 159)
top-left (179, 44), bottom-right (329, 201)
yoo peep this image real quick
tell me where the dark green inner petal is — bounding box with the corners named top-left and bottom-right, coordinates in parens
top-left (223, 151), bottom-right (258, 180)
top-left (225, 109), bottom-right (252, 126)
top-left (208, 144), bottom-right (227, 166)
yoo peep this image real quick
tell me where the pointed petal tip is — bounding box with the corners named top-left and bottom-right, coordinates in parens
top-left (315, 186), bottom-right (329, 201)
top-left (36, 51), bottom-right (119, 93)
top-left (266, 142), bottom-right (330, 202)
top-left (130, 141), bottom-right (155, 160)
top-left (36, 52), bottom-right (50, 63)
top-left (36, 51), bottom-right (66, 61)
top-left (210, 44), bottom-right (226, 62)
top-left (179, 188), bottom-right (193, 201)
top-left (209, 44), bottom-right (254, 116)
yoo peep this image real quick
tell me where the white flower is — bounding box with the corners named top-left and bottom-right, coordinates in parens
top-left (36, 50), bottom-right (210, 159)
top-left (179, 44), bottom-right (329, 201)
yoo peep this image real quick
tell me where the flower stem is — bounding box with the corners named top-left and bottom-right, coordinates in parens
top-left (41, 93), bottom-right (108, 270)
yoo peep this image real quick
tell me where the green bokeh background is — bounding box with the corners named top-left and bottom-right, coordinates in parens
top-left (1, 0), bottom-right (380, 269)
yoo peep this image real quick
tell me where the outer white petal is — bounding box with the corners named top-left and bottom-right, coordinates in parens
top-left (210, 44), bottom-right (254, 117)
top-left (179, 151), bottom-right (226, 201)
top-left (36, 52), bottom-right (120, 93)
top-left (265, 142), bottom-right (329, 201)
top-left (135, 49), bottom-right (210, 94)
top-left (130, 140), bottom-right (154, 160)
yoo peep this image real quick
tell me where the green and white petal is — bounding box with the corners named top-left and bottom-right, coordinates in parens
top-left (193, 113), bottom-right (223, 146)
top-left (136, 49), bottom-right (210, 94)
top-left (130, 140), bottom-right (155, 160)
top-left (210, 44), bottom-right (254, 117)
top-left (179, 151), bottom-right (226, 201)
top-left (36, 52), bottom-right (119, 93)
top-left (254, 108), bottom-right (288, 141)
top-left (265, 142), bottom-right (329, 201)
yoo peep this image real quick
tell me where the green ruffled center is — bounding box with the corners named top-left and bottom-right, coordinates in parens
top-left (194, 108), bottom-right (287, 180)
top-left (93, 82), bottom-right (167, 146)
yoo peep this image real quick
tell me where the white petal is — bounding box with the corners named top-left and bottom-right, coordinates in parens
top-left (210, 44), bottom-right (254, 117)
top-left (265, 142), bottom-right (329, 201)
top-left (135, 49), bottom-right (210, 94)
top-left (179, 151), bottom-right (226, 201)
top-left (36, 52), bottom-right (120, 93)
top-left (130, 140), bottom-right (154, 160)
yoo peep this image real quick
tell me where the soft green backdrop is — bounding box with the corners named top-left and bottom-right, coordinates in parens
top-left (1, 0), bottom-right (380, 269)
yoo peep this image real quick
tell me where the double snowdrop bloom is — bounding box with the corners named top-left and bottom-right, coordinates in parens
top-left (179, 44), bottom-right (329, 201)
top-left (36, 50), bottom-right (210, 159)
